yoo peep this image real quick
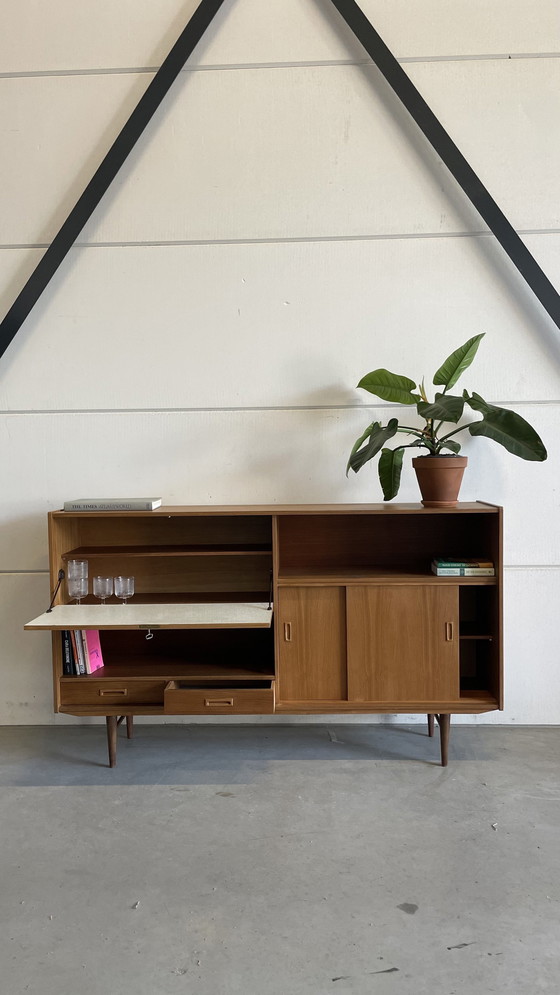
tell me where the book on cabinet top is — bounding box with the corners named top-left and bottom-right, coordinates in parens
top-left (63, 498), bottom-right (162, 511)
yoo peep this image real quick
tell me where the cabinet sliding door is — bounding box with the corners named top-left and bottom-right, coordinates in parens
top-left (347, 585), bottom-right (459, 703)
top-left (276, 587), bottom-right (347, 703)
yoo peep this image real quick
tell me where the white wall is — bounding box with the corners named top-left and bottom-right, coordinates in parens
top-left (1, 0), bottom-right (559, 725)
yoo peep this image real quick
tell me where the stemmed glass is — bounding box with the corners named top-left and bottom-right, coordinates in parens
top-left (114, 576), bottom-right (134, 605)
top-left (68, 576), bottom-right (88, 605)
top-left (67, 559), bottom-right (88, 604)
top-left (93, 576), bottom-right (113, 605)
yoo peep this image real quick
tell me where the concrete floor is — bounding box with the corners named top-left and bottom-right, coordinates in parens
top-left (1, 724), bottom-right (559, 994)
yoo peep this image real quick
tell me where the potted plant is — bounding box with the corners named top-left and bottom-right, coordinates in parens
top-left (347, 334), bottom-right (547, 505)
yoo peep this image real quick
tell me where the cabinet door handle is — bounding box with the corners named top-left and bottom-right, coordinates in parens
top-left (284, 622), bottom-right (292, 642)
top-left (98, 688), bottom-right (128, 696)
top-left (445, 622), bottom-right (454, 642)
top-left (205, 698), bottom-right (234, 707)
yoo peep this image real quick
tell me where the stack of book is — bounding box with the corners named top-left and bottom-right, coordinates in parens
top-left (431, 557), bottom-right (495, 577)
top-left (61, 630), bottom-right (104, 675)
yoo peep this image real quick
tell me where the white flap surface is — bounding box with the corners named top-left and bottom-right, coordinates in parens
top-left (24, 603), bottom-right (272, 630)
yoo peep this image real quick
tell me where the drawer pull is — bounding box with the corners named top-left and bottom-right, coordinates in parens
top-left (445, 622), bottom-right (454, 642)
top-left (205, 698), bottom-right (234, 707)
top-left (284, 622), bottom-right (292, 642)
top-left (98, 688), bottom-right (128, 696)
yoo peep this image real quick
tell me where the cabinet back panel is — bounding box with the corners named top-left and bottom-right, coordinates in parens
top-left (101, 628), bottom-right (274, 672)
top-left (59, 554), bottom-right (271, 594)
top-left (278, 514), bottom-right (496, 570)
top-left (61, 516), bottom-right (272, 549)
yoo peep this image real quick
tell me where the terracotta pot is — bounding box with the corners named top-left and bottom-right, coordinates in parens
top-left (412, 455), bottom-right (468, 507)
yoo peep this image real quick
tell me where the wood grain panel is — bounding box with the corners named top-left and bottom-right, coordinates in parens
top-left (60, 678), bottom-right (166, 706)
top-left (347, 585), bottom-right (459, 702)
top-left (276, 586), bottom-right (347, 702)
top-left (164, 680), bottom-right (274, 714)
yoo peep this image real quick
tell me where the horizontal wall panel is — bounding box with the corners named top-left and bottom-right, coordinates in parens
top-left (0, 405), bottom-right (556, 570)
top-left (2, 60), bottom-right (560, 246)
top-left (1, 234), bottom-right (560, 409)
top-left (2, 0), bottom-right (559, 74)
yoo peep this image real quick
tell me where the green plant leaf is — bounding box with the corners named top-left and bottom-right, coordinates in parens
top-left (357, 369), bottom-right (419, 404)
top-left (346, 422), bottom-right (376, 475)
top-left (440, 439), bottom-right (462, 454)
top-left (465, 392), bottom-right (547, 461)
top-left (378, 447), bottom-right (405, 500)
top-left (433, 334), bottom-right (485, 390)
top-left (417, 393), bottom-right (465, 423)
top-left (347, 419), bottom-right (399, 474)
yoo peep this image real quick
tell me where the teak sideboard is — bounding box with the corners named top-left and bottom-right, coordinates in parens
top-left (25, 503), bottom-right (503, 767)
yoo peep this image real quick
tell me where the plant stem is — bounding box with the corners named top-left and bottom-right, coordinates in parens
top-left (437, 421), bottom-right (479, 444)
top-left (395, 426), bottom-right (425, 438)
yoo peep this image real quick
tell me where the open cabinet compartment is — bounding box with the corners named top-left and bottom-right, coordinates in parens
top-left (276, 506), bottom-right (500, 579)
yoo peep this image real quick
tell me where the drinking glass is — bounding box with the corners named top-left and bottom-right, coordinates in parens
top-left (67, 559), bottom-right (88, 579)
top-left (93, 576), bottom-right (113, 605)
top-left (68, 576), bottom-right (88, 605)
top-left (114, 576), bottom-right (134, 605)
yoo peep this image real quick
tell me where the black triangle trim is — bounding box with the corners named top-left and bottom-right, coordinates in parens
top-left (0, 0), bottom-right (558, 360)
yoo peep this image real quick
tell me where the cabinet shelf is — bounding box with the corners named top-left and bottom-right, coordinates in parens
top-left (278, 567), bottom-right (497, 586)
top-left (60, 661), bottom-right (275, 681)
top-left (63, 544), bottom-right (272, 558)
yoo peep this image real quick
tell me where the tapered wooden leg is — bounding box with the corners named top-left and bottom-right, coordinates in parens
top-left (106, 715), bottom-right (117, 768)
top-left (427, 714), bottom-right (435, 737)
top-left (126, 715), bottom-right (133, 739)
top-left (437, 713), bottom-right (451, 767)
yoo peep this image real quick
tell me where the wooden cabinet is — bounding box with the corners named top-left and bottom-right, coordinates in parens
top-left (25, 503), bottom-right (503, 766)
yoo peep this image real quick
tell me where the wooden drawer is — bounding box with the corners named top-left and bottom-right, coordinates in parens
top-left (164, 680), bottom-right (274, 714)
top-left (60, 679), bottom-right (166, 707)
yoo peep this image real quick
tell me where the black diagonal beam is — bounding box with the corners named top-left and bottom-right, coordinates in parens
top-left (0, 0), bottom-right (227, 359)
top-left (328, 0), bottom-right (560, 330)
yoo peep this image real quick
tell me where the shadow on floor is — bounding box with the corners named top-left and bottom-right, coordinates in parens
top-left (0, 721), bottom-right (537, 786)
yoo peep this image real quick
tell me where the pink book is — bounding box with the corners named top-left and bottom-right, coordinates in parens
top-left (85, 630), bottom-right (104, 673)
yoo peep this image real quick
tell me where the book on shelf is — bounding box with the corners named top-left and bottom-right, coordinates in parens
top-left (76, 631), bottom-right (86, 674)
top-left (432, 557), bottom-right (494, 568)
top-left (63, 498), bottom-right (162, 512)
top-left (70, 629), bottom-right (82, 675)
top-left (81, 630), bottom-right (91, 674)
top-left (85, 630), bottom-right (104, 674)
top-left (62, 630), bottom-right (104, 675)
top-left (432, 563), bottom-right (495, 577)
top-left (61, 631), bottom-right (73, 675)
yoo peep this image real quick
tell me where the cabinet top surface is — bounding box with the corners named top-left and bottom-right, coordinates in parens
top-left (52, 502), bottom-right (499, 518)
